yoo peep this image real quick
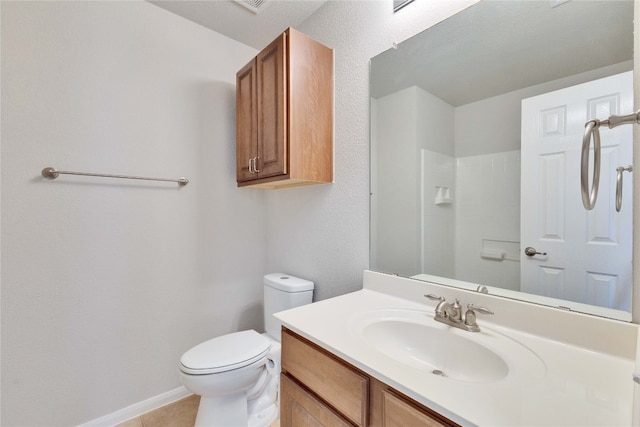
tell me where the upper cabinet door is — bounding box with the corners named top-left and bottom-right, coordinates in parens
top-left (256, 32), bottom-right (288, 179)
top-left (236, 59), bottom-right (257, 183)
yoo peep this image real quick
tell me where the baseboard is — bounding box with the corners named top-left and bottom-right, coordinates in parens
top-left (77, 386), bottom-right (192, 427)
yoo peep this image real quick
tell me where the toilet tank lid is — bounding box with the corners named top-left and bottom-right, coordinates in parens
top-left (264, 273), bottom-right (314, 292)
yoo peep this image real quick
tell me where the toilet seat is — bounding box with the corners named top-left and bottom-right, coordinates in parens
top-left (180, 330), bottom-right (270, 375)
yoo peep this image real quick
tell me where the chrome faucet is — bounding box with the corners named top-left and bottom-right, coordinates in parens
top-left (425, 294), bottom-right (494, 332)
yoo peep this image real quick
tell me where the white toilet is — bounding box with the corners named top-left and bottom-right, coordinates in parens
top-left (179, 273), bottom-right (314, 427)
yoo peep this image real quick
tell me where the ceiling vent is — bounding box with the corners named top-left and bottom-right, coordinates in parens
top-left (234, 0), bottom-right (268, 14)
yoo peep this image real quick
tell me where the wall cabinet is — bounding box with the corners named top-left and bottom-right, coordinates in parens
top-left (281, 328), bottom-right (459, 427)
top-left (236, 28), bottom-right (333, 189)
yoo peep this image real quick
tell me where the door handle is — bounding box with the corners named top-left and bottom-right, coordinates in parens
top-left (524, 247), bottom-right (547, 257)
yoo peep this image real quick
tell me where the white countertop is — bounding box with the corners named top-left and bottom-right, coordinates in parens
top-left (275, 271), bottom-right (638, 426)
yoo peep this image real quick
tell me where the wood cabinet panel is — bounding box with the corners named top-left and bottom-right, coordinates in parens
top-left (282, 329), bottom-right (368, 426)
top-left (280, 374), bottom-right (352, 427)
top-left (287, 27), bottom-right (333, 183)
top-left (381, 390), bottom-right (450, 427)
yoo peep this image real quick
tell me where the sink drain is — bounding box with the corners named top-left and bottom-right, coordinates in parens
top-left (432, 369), bottom-right (446, 377)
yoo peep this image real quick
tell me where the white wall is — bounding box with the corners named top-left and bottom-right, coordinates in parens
top-left (372, 87), bottom-right (455, 277)
top-left (455, 60), bottom-right (632, 158)
top-left (1, 1), bottom-right (263, 425)
top-left (373, 87), bottom-right (419, 276)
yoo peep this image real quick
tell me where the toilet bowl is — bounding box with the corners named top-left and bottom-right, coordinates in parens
top-left (179, 274), bottom-right (313, 427)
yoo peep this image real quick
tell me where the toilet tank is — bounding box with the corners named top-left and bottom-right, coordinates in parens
top-left (264, 273), bottom-right (314, 340)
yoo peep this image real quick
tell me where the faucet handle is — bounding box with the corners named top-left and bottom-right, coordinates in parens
top-left (464, 303), bottom-right (494, 332)
top-left (424, 294), bottom-right (447, 317)
top-left (424, 294), bottom-right (444, 302)
top-left (467, 303), bottom-right (494, 316)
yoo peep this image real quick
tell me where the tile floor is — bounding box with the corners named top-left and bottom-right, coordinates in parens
top-left (116, 395), bottom-right (199, 427)
top-left (116, 395), bottom-right (280, 427)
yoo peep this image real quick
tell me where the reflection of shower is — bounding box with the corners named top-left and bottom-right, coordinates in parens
top-left (581, 110), bottom-right (637, 211)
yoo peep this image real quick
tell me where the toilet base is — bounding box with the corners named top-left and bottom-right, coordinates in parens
top-left (194, 395), bottom-right (278, 427)
top-left (195, 394), bottom-right (247, 427)
top-left (248, 403), bottom-right (278, 427)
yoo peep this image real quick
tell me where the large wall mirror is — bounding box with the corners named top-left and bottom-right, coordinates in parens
top-left (370, 0), bottom-right (634, 321)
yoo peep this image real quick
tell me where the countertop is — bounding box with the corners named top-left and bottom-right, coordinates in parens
top-left (275, 271), bottom-right (638, 426)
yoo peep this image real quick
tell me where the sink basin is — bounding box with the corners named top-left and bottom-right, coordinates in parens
top-left (349, 309), bottom-right (545, 384)
top-left (363, 318), bottom-right (508, 382)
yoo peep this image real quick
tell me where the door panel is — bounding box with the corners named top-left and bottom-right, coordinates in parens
top-left (256, 33), bottom-right (287, 178)
top-left (521, 71), bottom-right (633, 311)
top-left (236, 59), bottom-right (257, 182)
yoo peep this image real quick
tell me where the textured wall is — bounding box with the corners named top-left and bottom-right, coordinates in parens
top-left (1, 1), bottom-right (263, 425)
top-left (266, 0), bottom-right (480, 301)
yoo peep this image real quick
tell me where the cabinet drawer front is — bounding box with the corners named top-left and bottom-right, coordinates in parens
top-left (382, 390), bottom-right (450, 427)
top-left (281, 374), bottom-right (353, 427)
top-left (282, 330), bottom-right (368, 426)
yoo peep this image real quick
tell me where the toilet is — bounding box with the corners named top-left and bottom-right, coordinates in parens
top-left (179, 273), bottom-right (314, 427)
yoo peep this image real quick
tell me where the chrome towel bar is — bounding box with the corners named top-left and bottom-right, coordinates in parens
top-left (41, 167), bottom-right (189, 186)
top-left (581, 110), bottom-right (639, 210)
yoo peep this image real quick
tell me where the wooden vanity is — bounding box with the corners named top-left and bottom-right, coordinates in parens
top-left (274, 270), bottom-right (638, 426)
top-left (280, 328), bottom-right (457, 427)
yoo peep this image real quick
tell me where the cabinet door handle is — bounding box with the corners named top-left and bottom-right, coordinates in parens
top-left (248, 157), bottom-right (260, 174)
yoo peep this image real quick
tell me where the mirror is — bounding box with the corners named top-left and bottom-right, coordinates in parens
top-left (370, 0), bottom-right (634, 321)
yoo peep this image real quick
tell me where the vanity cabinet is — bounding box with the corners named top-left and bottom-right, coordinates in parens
top-left (236, 28), bottom-right (333, 189)
top-left (281, 328), bottom-right (458, 427)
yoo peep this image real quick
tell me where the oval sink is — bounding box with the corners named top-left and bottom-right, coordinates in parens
top-left (350, 309), bottom-right (545, 384)
top-left (363, 319), bottom-right (508, 382)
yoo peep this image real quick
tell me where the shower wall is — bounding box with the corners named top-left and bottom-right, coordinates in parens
top-left (453, 150), bottom-right (521, 290)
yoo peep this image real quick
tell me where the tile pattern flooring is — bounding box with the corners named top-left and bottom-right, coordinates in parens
top-left (116, 395), bottom-right (280, 427)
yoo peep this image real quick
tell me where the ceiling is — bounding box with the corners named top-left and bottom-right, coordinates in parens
top-left (370, 0), bottom-right (634, 106)
top-left (148, 0), bottom-right (327, 50)
top-left (150, 0), bottom-right (634, 107)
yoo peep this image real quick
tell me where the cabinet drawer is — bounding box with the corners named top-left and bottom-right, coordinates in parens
top-left (382, 390), bottom-right (451, 427)
top-left (280, 373), bottom-right (352, 427)
top-left (281, 329), bottom-right (369, 426)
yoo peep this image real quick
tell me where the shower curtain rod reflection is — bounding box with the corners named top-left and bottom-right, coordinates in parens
top-left (41, 167), bottom-right (189, 186)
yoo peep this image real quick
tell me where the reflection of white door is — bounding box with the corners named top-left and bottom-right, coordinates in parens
top-left (521, 71), bottom-right (633, 311)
